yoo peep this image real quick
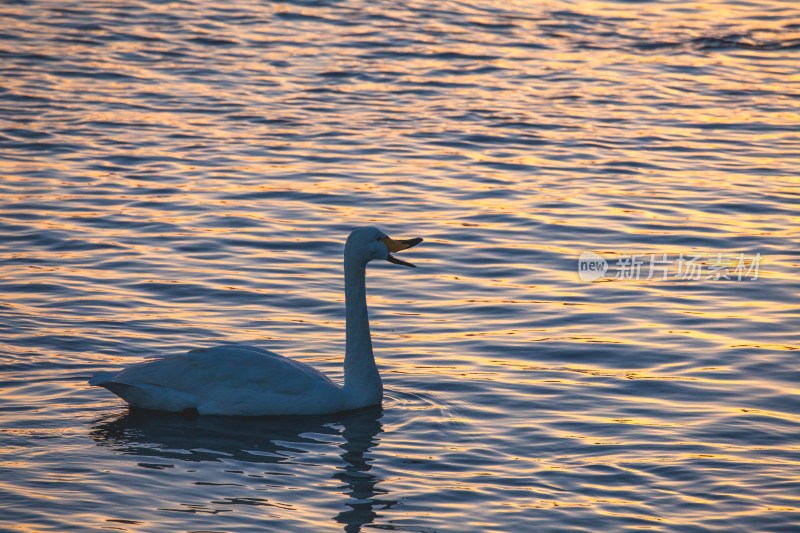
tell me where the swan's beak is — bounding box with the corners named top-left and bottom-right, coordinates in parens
top-left (382, 236), bottom-right (423, 268)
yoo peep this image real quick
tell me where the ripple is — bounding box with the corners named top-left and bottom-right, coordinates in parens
top-left (0, 0), bottom-right (798, 531)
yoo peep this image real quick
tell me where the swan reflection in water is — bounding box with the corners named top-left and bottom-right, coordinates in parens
top-left (90, 406), bottom-right (393, 532)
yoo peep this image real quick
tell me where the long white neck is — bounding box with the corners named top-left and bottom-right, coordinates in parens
top-left (343, 257), bottom-right (382, 407)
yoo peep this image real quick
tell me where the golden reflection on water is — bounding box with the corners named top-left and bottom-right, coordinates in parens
top-left (1, 0), bottom-right (799, 530)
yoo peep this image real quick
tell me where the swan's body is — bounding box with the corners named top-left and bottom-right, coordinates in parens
top-left (89, 344), bottom-right (346, 415)
top-left (89, 227), bottom-right (422, 416)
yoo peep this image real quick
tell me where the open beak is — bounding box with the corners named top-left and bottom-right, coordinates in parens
top-left (381, 236), bottom-right (423, 268)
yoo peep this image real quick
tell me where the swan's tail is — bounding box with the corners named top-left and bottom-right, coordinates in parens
top-left (89, 372), bottom-right (198, 413)
top-left (89, 371), bottom-right (145, 403)
top-left (89, 371), bottom-right (117, 386)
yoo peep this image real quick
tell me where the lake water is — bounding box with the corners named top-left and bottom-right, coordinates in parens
top-left (1, 0), bottom-right (798, 531)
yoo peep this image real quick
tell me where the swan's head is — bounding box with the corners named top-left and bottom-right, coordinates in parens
top-left (345, 227), bottom-right (423, 268)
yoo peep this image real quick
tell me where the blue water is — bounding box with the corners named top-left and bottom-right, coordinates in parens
top-left (1, 0), bottom-right (799, 531)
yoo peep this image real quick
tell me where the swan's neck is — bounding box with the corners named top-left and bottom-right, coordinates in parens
top-left (343, 258), bottom-right (382, 407)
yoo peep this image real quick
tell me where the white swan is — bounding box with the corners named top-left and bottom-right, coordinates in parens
top-left (89, 227), bottom-right (422, 416)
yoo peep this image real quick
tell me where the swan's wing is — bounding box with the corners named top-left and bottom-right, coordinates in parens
top-left (90, 343), bottom-right (344, 414)
top-left (111, 343), bottom-right (337, 396)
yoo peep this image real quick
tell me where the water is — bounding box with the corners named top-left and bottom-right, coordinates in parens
top-left (1, 0), bottom-right (799, 530)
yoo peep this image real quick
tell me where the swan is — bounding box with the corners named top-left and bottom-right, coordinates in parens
top-left (89, 227), bottom-right (422, 416)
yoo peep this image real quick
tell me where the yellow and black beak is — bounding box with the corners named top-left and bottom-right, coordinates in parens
top-left (381, 236), bottom-right (423, 268)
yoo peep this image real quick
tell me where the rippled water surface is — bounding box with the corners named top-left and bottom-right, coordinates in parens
top-left (1, 0), bottom-right (799, 531)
